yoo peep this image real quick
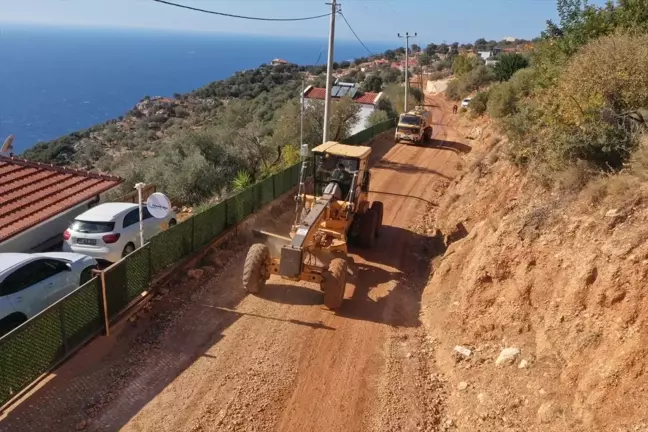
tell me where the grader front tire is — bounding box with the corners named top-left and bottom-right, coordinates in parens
top-left (322, 258), bottom-right (347, 310)
top-left (243, 243), bottom-right (270, 294)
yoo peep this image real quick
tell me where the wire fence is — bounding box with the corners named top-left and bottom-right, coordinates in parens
top-left (0, 118), bottom-right (395, 408)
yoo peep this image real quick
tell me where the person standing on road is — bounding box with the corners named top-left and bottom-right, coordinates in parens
top-left (452, 104), bottom-right (458, 114)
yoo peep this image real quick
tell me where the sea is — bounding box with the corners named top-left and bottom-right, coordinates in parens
top-left (0, 24), bottom-right (390, 153)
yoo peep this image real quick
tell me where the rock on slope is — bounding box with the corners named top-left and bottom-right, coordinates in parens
top-left (421, 114), bottom-right (648, 432)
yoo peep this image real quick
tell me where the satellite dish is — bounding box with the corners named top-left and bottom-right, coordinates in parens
top-left (146, 192), bottom-right (171, 219)
top-left (1, 135), bottom-right (14, 153)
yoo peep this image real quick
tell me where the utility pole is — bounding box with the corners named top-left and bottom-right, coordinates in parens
top-left (323, 0), bottom-right (339, 144)
top-left (398, 32), bottom-right (416, 113)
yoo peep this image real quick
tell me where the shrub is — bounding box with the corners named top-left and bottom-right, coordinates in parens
top-left (366, 110), bottom-right (390, 128)
top-left (452, 55), bottom-right (479, 76)
top-left (469, 91), bottom-right (489, 116)
top-left (508, 67), bottom-right (538, 98)
top-left (487, 82), bottom-right (518, 119)
top-left (494, 53), bottom-right (529, 81)
top-left (460, 65), bottom-right (496, 94)
top-left (445, 79), bottom-right (462, 101)
top-left (554, 32), bottom-right (648, 126)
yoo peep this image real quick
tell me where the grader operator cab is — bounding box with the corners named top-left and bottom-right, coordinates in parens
top-left (242, 141), bottom-right (384, 309)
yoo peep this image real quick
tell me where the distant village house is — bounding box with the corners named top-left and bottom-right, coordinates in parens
top-left (301, 83), bottom-right (383, 137)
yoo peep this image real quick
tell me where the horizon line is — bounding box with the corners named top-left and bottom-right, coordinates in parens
top-left (0, 20), bottom-right (397, 45)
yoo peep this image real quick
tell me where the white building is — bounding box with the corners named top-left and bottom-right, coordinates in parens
top-left (0, 155), bottom-right (122, 253)
top-left (302, 83), bottom-right (383, 137)
top-left (478, 51), bottom-right (492, 61)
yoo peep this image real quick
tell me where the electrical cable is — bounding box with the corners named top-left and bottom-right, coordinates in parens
top-left (338, 12), bottom-right (373, 56)
top-left (152, 0), bottom-right (332, 22)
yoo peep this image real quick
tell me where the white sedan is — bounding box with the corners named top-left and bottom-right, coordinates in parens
top-left (461, 98), bottom-right (472, 108)
top-left (63, 202), bottom-right (176, 263)
top-left (0, 252), bottom-right (98, 336)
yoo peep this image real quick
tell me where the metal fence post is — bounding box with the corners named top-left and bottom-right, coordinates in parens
top-left (58, 304), bottom-right (69, 356)
top-left (99, 271), bottom-right (110, 336)
top-left (272, 174), bottom-right (277, 199)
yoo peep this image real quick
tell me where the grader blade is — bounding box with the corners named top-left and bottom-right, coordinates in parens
top-left (251, 229), bottom-right (291, 243)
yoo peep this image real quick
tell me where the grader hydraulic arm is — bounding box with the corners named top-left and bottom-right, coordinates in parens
top-left (278, 192), bottom-right (334, 278)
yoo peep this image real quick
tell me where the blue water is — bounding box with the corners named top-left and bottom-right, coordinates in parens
top-left (0, 24), bottom-right (389, 153)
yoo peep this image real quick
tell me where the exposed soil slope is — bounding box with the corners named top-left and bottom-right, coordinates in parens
top-left (421, 113), bottom-right (648, 432)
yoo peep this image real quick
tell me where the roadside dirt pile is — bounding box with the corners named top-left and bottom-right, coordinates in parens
top-left (421, 114), bottom-right (648, 432)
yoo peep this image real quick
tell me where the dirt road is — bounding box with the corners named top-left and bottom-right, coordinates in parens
top-left (1, 95), bottom-right (469, 432)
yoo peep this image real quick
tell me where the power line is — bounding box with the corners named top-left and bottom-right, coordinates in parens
top-left (338, 12), bottom-right (373, 56)
top-left (151, 0), bottom-right (332, 22)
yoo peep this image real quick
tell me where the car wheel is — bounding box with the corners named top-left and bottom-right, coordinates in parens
top-left (122, 242), bottom-right (136, 258)
top-left (169, 218), bottom-right (177, 227)
top-left (79, 266), bottom-right (95, 285)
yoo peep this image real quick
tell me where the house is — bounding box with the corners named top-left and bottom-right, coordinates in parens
top-left (302, 83), bottom-right (383, 136)
top-left (478, 51), bottom-right (492, 61)
top-left (0, 155), bottom-right (122, 253)
top-left (270, 58), bottom-right (288, 66)
top-left (390, 59), bottom-right (417, 73)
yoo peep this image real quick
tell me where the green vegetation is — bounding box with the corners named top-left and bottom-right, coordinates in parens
top-left (22, 61), bottom-right (397, 206)
top-left (446, 65), bottom-right (497, 101)
top-left (22, 34), bottom-right (541, 206)
top-left (493, 53), bottom-right (529, 81)
top-left (452, 55), bottom-right (479, 77)
top-left (483, 0), bottom-right (648, 189)
top-left (469, 91), bottom-right (489, 116)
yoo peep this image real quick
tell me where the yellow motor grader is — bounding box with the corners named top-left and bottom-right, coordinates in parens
top-left (242, 141), bottom-right (383, 309)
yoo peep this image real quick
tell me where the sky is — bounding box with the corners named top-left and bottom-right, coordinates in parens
top-left (0, 0), bottom-right (608, 44)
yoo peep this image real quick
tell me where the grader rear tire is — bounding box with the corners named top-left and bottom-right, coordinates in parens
top-left (243, 243), bottom-right (269, 294)
top-left (322, 258), bottom-right (347, 310)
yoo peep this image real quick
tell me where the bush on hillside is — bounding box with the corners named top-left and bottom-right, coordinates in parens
top-left (508, 67), bottom-right (538, 97)
top-left (366, 110), bottom-right (390, 128)
top-left (553, 32), bottom-right (648, 126)
top-left (493, 53), bottom-right (529, 82)
top-left (445, 65), bottom-right (497, 101)
top-left (469, 91), bottom-right (489, 116)
top-left (452, 55), bottom-right (479, 76)
top-left (444, 80), bottom-right (462, 101)
top-left (487, 82), bottom-right (519, 119)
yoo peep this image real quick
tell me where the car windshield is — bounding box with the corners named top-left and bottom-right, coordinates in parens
top-left (399, 115), bottom-right (421, 126)
top-left (70, 220), bottom-right (115, 234)
top-left (314, 153), bottom-right (358, 185)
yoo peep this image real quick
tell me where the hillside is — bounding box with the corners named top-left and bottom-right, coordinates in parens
top-left (18, 34), bottom-right (531, 206)
top-left (20, 60), bottom-right (419, 205)
top-left (416, 1), bottom-right (648, 430)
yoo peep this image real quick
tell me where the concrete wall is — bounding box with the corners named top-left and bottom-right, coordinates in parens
top-left (350, 105), bottom-right (376, 136)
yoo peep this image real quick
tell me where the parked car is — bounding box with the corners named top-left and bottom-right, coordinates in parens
top-left (0, 252), bottom-right (98, 336)
top-left (461, 98), bottom-right (471, 108)
top-left (63, 202), bottom-right (177, 263)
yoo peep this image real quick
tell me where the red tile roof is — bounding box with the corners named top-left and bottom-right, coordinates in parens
top-left (303, 87), bottom-right (380, 105)
top-left (0, 156), bottom-right (122, 243)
